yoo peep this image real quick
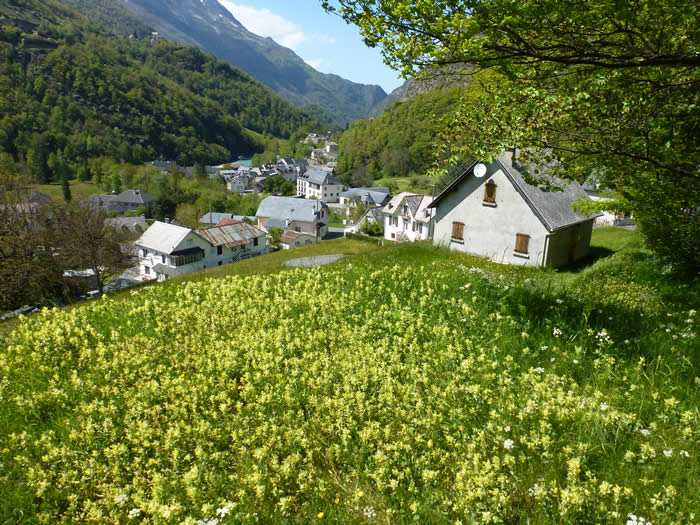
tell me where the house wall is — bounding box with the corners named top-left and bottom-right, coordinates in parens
top-left (384, 214), bottom-right (430, 242)
top-left (138, 231), bottom-right (212, 281)
top-left (432, 167), bottom-right (549, 266)
top-left (139, 231), bottom-right (267, 281)
top-left (545, 221), bottom-right (593, 267)
top-left (281, 233), bottom-right (316, 249)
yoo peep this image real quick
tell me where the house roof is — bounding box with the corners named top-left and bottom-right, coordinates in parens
top-left (428, 153), bottom-right (597, 232)
top-left (23, 191), bottom-right (51, 204)
top-left (199, 212), bottom-right (234, 225)
top-left (85, 194), bottom-right (129, 213)
top-left (106, 215), bottom-right (148, 233)
top-left (280, 230), bottom-right (314, 244)
top-left (256, 196), bottom-right (328, 223)
top-left (341, 187), bottom-right (391, 206)
top-left (299, 169), bottom-right (342, 186)
top-left (196, 222), bottom-right (265, 248)
top-left (113, 189), bottom-right (155, 205)
top-left (216, 217), bottom-right (243, 227)
top-left (383, 192), bottom-right (434, 222)
top-left (136, 221), bottom-right (191, 254)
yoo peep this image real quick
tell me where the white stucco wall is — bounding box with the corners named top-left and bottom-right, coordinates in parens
top-left (384, 214), bottom-right (430, 242)
top-left (545, 221), bottom-right (593, 267)
top-left (432, 167), bottom-right (550, 266)
top-left (138, 230), bottom-right (267, 281)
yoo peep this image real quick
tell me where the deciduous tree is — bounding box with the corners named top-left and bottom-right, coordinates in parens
top-left (324, 0), bottom-right (699, 272)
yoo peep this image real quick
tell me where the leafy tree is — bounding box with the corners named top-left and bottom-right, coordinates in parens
top-left (325, 0), bottom-right (700, 273)
top-left (0, 173), bottom-right (63, 310)
top-left (360, 217), bottom-right (383, 236)
top-left (268, 227), bottom-right (283, 250)
top-left (46, 201), bottom-right (131, 295)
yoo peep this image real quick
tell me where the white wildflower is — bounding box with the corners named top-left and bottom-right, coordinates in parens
top-left (504, 426), bottom-right (511, 432)
top-left (639, 428), bottom-right (650, 436)
top-left (363, 506), bottom-right (376, 518)
top-left (599, 402), bottom-right (609, 411)
top-left (114, 494), bottom-right (128, 505)
top-left (534, 367), bottom-right (545, 374)
top-left (503, 439), bottom-right (515, 450)
top-left (680, 450), bottom-right (689, 457)
top-left (663, 449), bottom-right (673, 457)
top-left (216, 506), bottom-right (230, 518)
top-left (553, 328), bottom-right (562, 337)
top-left (128, 508), bottom-right (141, 519)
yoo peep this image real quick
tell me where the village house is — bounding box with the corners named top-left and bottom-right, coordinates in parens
top-left (256, 196), bottom-right (329, 240)
top-left (383, 192), bottom-right (434, 242)
top-left (135, 219), bottom-right (266, 281)
top-left (428, 153), bottom-right (599, 267)
top-left (296, 169), bottom-right (345, 203)
top-left (344, 207), bottom-right (384, 234)
top-left (339, 187), bottom-right (391, 215)
top-left (279, 230), bottom-right (317, 249)
top-left (86, 189), bottom-right (155, 215)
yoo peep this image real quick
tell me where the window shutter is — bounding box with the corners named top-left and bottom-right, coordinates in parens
top-left (484, 181), bottom-right (497, 203)
top-left (515, 233), bottom-right (530, 253)
top-left (451, 221), bottom-right (464, 241)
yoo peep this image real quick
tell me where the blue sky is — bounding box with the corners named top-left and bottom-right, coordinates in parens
top-left (218, 0), bottom-right (404, 94)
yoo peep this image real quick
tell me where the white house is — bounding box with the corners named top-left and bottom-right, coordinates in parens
top-left (339, 187), bottom-right (391, 215)
top-left (429, 153), bottom-right (599, 267)
top-left (135, 221), bottom-right (213, 281)
top-left (296, 169), bottom-right (345, 203)
top-left (256, 196), bottom-right (329, 240)
top-left (344, 207), bottom-right (384, 234)
top-left (280, 231), bottom-right (317, 249)
top-left (382, 192), bottom-right (434, 242)
top-left (582, 178), bottom-right (634, 227)
top-left (195, 219), bottom-right (268, 265)
top-left (134, 219), bottom-right (267, 281)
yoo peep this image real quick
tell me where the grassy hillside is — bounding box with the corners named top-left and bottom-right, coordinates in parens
top-left (1, 230), bottom-right (698, 523)
top-left (0, 0), bottom-right (319, 174)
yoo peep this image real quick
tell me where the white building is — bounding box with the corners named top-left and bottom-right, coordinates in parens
top-left (429, 154), bottom-right (599, 267)
top-left (256, 196), bottom-right (329, 240)
top-left (280, 231), bottom-right (317, 249)
top-left (296, 169), bottom-right (345, 203)
top-left (382, 192), bottom-right (434, 242)
top-left (135, 220), bottom-right (267, 281)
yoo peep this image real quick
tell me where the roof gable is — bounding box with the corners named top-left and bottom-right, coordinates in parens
top-left (136, 221), bottom-right (192, 253)
top-left (430, 155), bottom-right (595, 232)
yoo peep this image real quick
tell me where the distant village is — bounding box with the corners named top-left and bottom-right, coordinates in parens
top-left (22, 133), bottom-right (631, 294)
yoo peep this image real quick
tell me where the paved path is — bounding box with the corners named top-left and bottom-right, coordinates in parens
top-left (283, 254), bottom-right (346, 268)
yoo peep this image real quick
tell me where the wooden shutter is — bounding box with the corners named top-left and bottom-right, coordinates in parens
top-left (484, 181), bottom-right (497, 203)
top-left (515, 233), bottom-right (530, 253)
top-left (451, 221), bottom-right (465, 241)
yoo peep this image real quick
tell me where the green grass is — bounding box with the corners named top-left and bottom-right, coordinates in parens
top-left (28, 180), bottom-right (101, 202)
top-left (1, 228), bottom-right (698, 523)
top-left (372, 176), bottom-right (434, 194)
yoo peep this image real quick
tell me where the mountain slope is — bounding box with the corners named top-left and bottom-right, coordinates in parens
top-left (0, 0), bottom-right (319, 173)
top-left (115, 0), bottom-right (387, 125)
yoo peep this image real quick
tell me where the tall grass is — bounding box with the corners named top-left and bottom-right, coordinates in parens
top-left (1, 228), bottom-right (697, 523)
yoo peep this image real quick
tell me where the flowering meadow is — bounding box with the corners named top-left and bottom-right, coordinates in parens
top-left (1, 232), bottom-right (698, 523)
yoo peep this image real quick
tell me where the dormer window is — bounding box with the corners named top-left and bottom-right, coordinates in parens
top-left (484, 180), bottom-right (497, 204)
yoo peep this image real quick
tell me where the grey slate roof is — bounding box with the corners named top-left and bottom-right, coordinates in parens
top-left (106, 215), bottom-right (148, 233)
top-left (199, 212), bottom-right (234, 225)
top-left (429, 153), bottom-right (597, 232)
top-left (256, 196), bottom-right (328, 223)
top-left (85, 194), bottom-right (129, 214)
top-left (341, 187), bottom-right (391, 206)
top-left (299, 169), bottom-right (342, 186)
top-left (113, 189), bottom-right (155, 205)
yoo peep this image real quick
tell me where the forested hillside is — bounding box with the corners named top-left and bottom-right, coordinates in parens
top-left (336, 86), bottom-right (466, 182)
top-left (0, 0), bottom-right (319, 181)
top-left (98, 0), bottom-right (387, 125)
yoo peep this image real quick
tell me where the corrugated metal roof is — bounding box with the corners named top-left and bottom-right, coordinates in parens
top-left (196, 222), bottom-right (265, 248)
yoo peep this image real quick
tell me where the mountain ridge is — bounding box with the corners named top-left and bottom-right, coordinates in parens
top-left (114, 0), bottom-right (387, 125)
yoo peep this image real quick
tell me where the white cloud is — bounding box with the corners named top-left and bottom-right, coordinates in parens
top-left (304, 58), bottom-right (323, 69)
top-left (219, 2), bottom-right (332, 52)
